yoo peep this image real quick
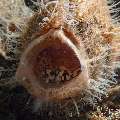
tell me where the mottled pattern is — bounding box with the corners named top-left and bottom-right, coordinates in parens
top-left (0, 0), bottom-right (120, 120)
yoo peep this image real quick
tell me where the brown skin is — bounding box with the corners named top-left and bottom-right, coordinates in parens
top-left (16, 25), bottom-right (89, 102)
top-left (16, 0), bottom-right (116, 103)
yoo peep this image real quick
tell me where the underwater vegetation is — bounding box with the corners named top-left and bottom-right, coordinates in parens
top-left (0, 0), bottom-right (120, 120)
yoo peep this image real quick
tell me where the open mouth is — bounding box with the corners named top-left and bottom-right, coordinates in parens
top-left (33, 41), bottom-right (81, 88)
top-left (16, 28), bottom-right (89, 101)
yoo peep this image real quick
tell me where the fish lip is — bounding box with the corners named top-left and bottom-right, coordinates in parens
top-left (16, 28), bottom-right (89, 101)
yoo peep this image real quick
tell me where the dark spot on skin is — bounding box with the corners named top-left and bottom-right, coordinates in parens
top-left (50, 70), bottom-right (55, 76)
top-left (0, 24), bottom-right (3, 27)
top-left (24, 0), bottom-right (39, 11)
top-left (62, 70), bottom-right (69, 81)
top-left (77, 21), bottom-right (88, 35)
